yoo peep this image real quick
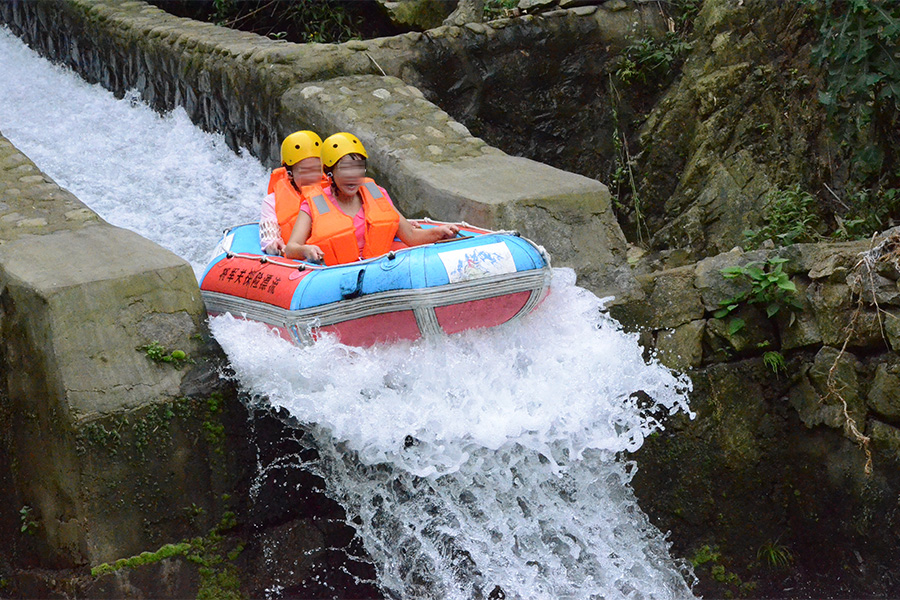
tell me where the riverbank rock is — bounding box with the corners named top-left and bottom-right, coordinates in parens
top-left (616, 230), bottom-right (900, 598)
top-left (636, 0), bottom-right (828, 262)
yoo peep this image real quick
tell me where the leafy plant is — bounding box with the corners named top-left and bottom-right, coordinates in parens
top-left (714, 257), bottom-right (804, 334)
top-left (744, 185), bottom-right (822, 249)
top-left (806, 0), bottom-right (900, 237)
top-left (758, 539), bottom-right (794, 569)
top-left (763, 351), bottom-right (786, 375)
top-left (19, 506), bottom-right (38, 535)
top-left (613, 0), bottom-right (699, 87)
top-left (616, 34), bottom-right (694, 87)
top-left (810, 0), bottom-right (900, 179)
top-left (139, 342), bottom-right (190, 368)
top-left (833, 186), bottom-right (900, 239)
top-left (484, 0), bottom-right (518, 20)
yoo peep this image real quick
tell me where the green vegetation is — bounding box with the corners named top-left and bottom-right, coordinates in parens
top-left (615, 34), bottom-right (694, 88)
top-left (743, 185), bottom-right (822, 249)
top-left (689, 545), bottom-right (757, 598)
top-left (808, 0), bottom-right (900, 237)
top-left (76, 394), bottom-right (227, 460)
top-left (78, 422), bottom-right (122, 456)
top-left (203, 393), bottom-right (227, 456)
top-left (715, 257), bottom-right (803, 334)
top-left (609, 78), bottom-right (647, 243)
top-left (763, 351), bottom-right (786, 376)
top-left (834, 186), bottom-right (900, 240)
top-left (92, 513), bottom-right (243, 599)
top-left (91, 542), bottom-right (192, 577)
top-left (209, 0), bottom-right (363, 42)
top-left (690, 544), bottom-right (721, 568)
top-left (19, 506), bottom-right (38, 535)
top-left (614, 0), bottom-right (699, 88)
top-left (132, 403), bottom-right (177, 459)
top-left (484, 0), bottom-right (518, 21)
top-left (139, 341), bottom-right (191, 368)
top-left (757, 539), bottom-right (793, 569)
top-left (608, 0), bottom-right (700, 244)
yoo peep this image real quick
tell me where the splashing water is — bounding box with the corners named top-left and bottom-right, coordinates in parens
top-left (0, 26), bottom-right (696, 599)
top-left (213, 269), bottom-right (695, 599)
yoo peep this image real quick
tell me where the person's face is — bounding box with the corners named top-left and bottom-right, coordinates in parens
top-left (331, 155), bottom-right (366, 196)
top-left (289, 156), bottom-right (322, 187)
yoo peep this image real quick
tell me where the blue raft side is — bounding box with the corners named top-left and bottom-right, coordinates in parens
top-left (203, 224), bottom-right (547, 312)
top-left (198, 223), bottom-right (264, 284)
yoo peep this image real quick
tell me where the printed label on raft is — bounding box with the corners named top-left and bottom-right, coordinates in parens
top-left (439, 242), bottom-right (516, 283)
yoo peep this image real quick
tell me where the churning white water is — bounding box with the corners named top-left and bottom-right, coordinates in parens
top-left (0, 26), bottom-right (696, 599)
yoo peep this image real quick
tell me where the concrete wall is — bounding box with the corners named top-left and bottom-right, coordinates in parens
top-left (0, 0), bottom-right (643, 299)
top-left (0, 130), bottom-right (250, 570)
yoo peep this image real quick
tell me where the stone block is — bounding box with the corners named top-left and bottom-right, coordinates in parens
top-left (656, 319), bottom-right (705, 371)
top-left (645, 266), bottom-right (704, 329)
top-left (694, 248), bottom-right (757, 311)
top-left (847, 270), bottom-right (900, 305)
top-left (884, 310), bottom-right (900, 351)
top-left (868, 419), bottom-right (900, 464)
top-left (789, 370), bottom-right (837, 429)
top-left (867, 364), bottom-right (900, 420)
top-left (798, 346), bottom-right (866, 431)
top-left (0, 220), bottom-right (233, 565)
top-left (705, 304), bottom-right (776, 360)
top-left (610, 266), bottom-right (702, 330)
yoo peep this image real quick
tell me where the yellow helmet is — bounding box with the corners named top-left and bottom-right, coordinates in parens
top-left (280, 130), bottom-right (322, 166)
top-left (321, 132), bottom-right (368, 168)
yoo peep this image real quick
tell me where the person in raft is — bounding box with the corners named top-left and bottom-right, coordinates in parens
top-left (258, 130), bottom-right (328, 255)
top-left (283, 132), bottom-right (459, 265)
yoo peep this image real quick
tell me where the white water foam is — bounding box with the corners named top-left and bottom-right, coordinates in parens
top-left (212, 269), bottom-right (695, 599)
top-left (0, 25), bottom-right (696, 599)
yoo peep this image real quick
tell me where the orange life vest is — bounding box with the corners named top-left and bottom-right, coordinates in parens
top-left (269, 168), bottom-right (330, 243)
top-left (304, 179), bottom-right (400, 266)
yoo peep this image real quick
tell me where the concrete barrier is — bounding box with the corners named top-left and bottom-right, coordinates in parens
top-left (0, 131), bottom-right (248, 569)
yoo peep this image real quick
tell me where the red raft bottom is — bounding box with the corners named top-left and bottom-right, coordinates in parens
top-left (232, 290), bottom-right (536, 347)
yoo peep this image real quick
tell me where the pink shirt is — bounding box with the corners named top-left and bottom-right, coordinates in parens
top-left (300, 185), bottom-right (394, 252)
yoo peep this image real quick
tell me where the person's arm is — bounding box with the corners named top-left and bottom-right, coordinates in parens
top-left (396, 214), bottom-right (459, 246)
top-left (284, 210), bottom-right (325, 262)
top-left (258, 193), bottom-right (285, 255)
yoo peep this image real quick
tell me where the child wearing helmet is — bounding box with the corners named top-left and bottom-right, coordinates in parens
top-left (259, 130), bottom-right (327, 255)
top-left (284, 133), bottom-right (459, 265)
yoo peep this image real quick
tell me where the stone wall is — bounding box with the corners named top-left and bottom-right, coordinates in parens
top-left (0, 130), bottom-right (242, 567)
top-left (611, 233), bottom-right (900, 597)
top-left (379, 3), bottom-right (666, 183)
top-left (0, 0), bottom-right (646, 300)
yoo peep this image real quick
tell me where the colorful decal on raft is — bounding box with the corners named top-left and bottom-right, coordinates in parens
top-left (439, 242), bottom-right (516, 283)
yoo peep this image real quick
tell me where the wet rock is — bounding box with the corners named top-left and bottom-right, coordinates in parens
top-left (798, 346), bottom-right (865, 430)
top-left (656, 319), bottom-right (705, 371)
top-left (868, 420), bottom-right (900, 464)
top-left (867, 363), bottom-right (900, 420)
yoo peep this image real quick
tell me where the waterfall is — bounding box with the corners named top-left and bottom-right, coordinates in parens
top-left (0, 26), bottom-right (696, 599)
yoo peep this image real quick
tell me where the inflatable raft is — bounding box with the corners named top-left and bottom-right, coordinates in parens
top-left (199, 220), bottom-right (552, 346)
